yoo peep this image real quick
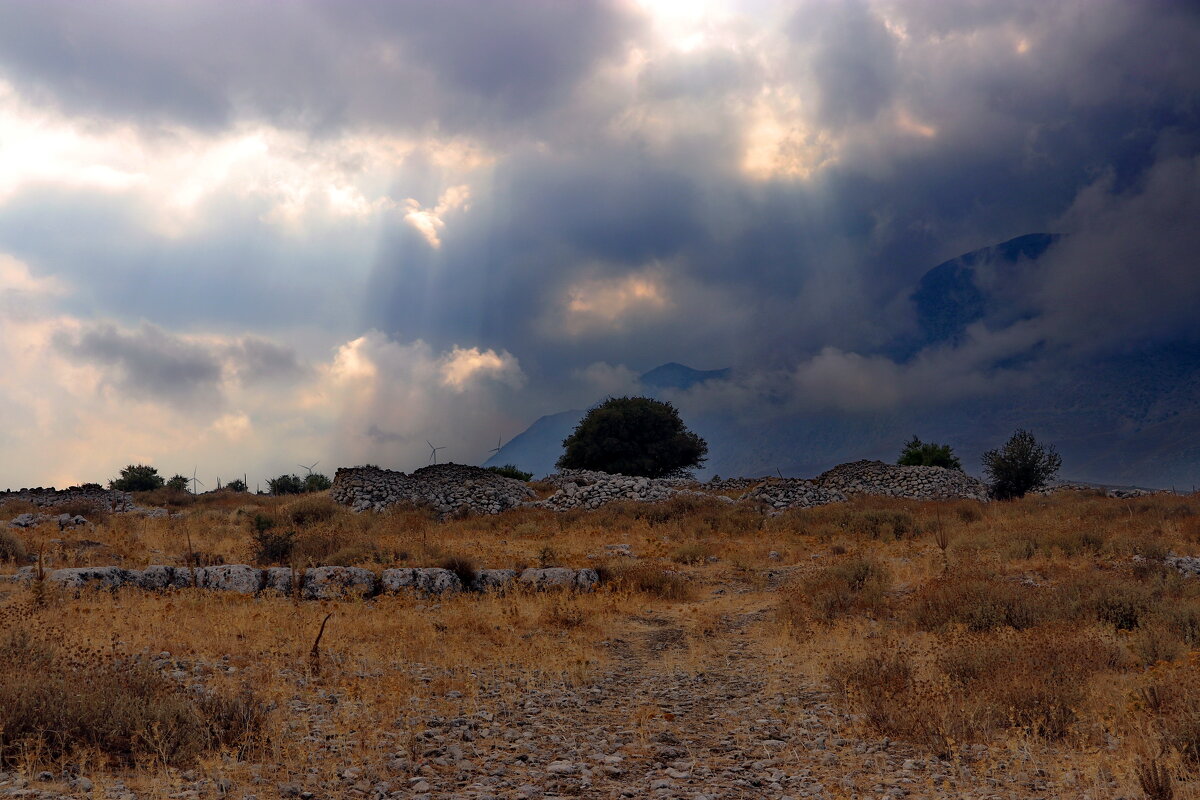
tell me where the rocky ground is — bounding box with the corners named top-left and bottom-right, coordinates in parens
top-left (0, 573), bottom-right (1119, 800)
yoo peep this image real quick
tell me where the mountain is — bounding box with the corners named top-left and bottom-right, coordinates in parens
top-left (639, 362), bottom-right (732, 391)
top-left (489, 234), bottom-right (1200, 488)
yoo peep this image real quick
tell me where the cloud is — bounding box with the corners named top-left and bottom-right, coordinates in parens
top-left (0, 1), bottom-right (1198, 485)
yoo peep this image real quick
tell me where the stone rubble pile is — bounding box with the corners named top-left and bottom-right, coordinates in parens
top-left (815, 460), bottom-right (990, 502)
top-left (3, 564), bottom-right (601, 597)
top-left (0, 484), bottom-right (135, 512)
top-left (703, 476), bottom-right (768, 493)
top-left (743, 480), bottom-right (848, 512)
top-left (331, 464), bottom-right (536, 516)
top-left (536, 470), bottom-right (687, 511)
top-left (6, 512), bottom-right (90, 530)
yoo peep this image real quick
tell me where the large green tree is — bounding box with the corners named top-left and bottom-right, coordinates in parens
top-left (557, 396), bottom-right (708, 478)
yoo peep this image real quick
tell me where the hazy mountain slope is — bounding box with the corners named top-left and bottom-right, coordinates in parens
top-left (490, 234), bottom-right (1200, 487)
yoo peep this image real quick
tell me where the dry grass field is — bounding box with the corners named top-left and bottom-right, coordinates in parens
top-left (2, 488), bottom-right (1200, 799)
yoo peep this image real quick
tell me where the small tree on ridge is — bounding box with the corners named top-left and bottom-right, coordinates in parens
top-left (897, 436), bottom-right (962, 471)
top-left (982, 429), bottom-right (1062, 500)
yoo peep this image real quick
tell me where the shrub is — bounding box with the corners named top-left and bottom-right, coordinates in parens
top-left (981, 429), bottom-right (1062, 499)
top-left (285, 495), bottom-right (337, 527)
top-left (794, 558), bottom-right (892, 621)
top-left (252, 528), bottom-right (296, 565)
top-left (909, 573), bottom-right (1043, 632)
top-left (268, 474), bottom-right (306, 495)
top-left (0, 530), bottom-right (25, 563)
top-left (165, 474), bottom-right (190, 492)
top-left (897, 436), bottom-right (962, 471)
top-left (440, 555), bottom-right (478, 588)
top-left (607, 563), bottom-right (691, 600)
top-left (304, 473), bottom-right (332, 492)
top-left (486, 464), bottom-right (534, 481)
top-left (0, 628), bottom-right (268, 767)
top-left (225, 478), bottom-right (248, 493)
top-left (109, 464), bottom-right (165, 492)
top-left (557, 396), bottom-right (708, 478)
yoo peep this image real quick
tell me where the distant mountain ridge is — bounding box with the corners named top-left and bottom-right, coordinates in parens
top-left (489, 234), bottom-right (1200, 488)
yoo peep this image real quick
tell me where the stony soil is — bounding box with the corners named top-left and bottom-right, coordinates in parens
top-left (0, 573), bottom-right (1105, 800)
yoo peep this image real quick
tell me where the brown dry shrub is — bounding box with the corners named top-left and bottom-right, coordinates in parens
top-left (1137, 658), bottom-right (1200, 765)
top-left (606, 562), bottom-right (691, 601)
top-left (832, 627), bottom-right (1124, 752)
top-left (285, 495), bottom-right (339, 527)
top-left (0, 627), bottom-right (269, 767)
top-left (439, 555), bottom-right (478, 587)
top-left (0, 529), bottom-right (26, 563)
top-left (784, 558), bottom-right (892, 624)
top-left (909, 572), bottom-right (1044, 631)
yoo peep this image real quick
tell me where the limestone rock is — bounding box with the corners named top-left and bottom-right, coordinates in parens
top-left (204, 564), bottom-right (265, 594)
top-left (381, 567), bottom-right (463, 595)
top-left (304, 566), bottom-right (378, 599)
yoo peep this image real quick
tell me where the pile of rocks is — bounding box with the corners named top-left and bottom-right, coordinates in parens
top-left (4, 564), bottom-right (600, 598)
top-left (537, 470), bottom-right (691, 511)
top-left (0, 484), bottom-right (134, 512)
top-left (331, 464), bottom-right (536, 516)
top-left (815, 460), bottom-right (990, 501)
top-left (743, 480), bottom-right (847, 512)
top-left (703, 476), bottom-right (767, 493)
top-left (6, 512), bottom-right (90, 530)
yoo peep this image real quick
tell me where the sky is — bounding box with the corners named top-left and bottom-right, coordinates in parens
top-left (0, 0), bottom-right (1198, 489)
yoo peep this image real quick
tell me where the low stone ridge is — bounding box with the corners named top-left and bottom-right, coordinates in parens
top-left (330, 463), bottom-right (536, 516)
top-left (536, 470), bottom-right (695, 511)
top-left (815, 460), bottom-right (990, 502)
top-left (743, 480), bottom-right (848, 512)
top-left (6, 512), bottom-right (90, 529)
top-left (0, 485), bottom-right (134, 512)
top-left (11, 564), bottom-right (601, 597)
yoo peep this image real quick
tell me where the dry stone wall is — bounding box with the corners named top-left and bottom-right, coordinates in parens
top-left (815, 460), bottom-right (990, 502)
top-left (4, 564), bottom-right (601, 598)
top-left (0, 485), bottom-right (135, 512)
top-left (331, 464), bottom-right (535, 516)
top-left (744, 480), bottom-right (848, 512)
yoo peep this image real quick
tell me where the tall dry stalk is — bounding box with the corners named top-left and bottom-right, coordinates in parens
top-left (309, 612), bottom-right (333, 677)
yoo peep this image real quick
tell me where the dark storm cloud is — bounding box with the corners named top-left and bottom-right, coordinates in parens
top-left (4, 0), bottom-right (1200, 414)
top-left (55, 322), bottom-right (225, 408)
top-left (53, 322), bottom-right (307, 408)
top-left (0, 0), bottom-right (638, 134)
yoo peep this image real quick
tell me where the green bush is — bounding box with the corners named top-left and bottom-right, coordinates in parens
top-left (557, 396), bottom-right (707, 478)
top-left (268, 474), bottom-right (306, 495)
top-left (982, 429), bottom-right (1062, 499)
top-left (109, 464), bottom-right (165, 492)
top-left (897, 436), bottom-right (962, 471)
top-left (486, 464), bottom-right (533, 481)
top-left (304, 473), bottom-right (332, 492)
top-left (165, 474), bottom-right (190, 492)
top-left (225, 478), bottom-right (248, 492)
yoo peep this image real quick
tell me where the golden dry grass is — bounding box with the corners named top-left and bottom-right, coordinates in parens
top-left (1, 489), bottom-right (1199, 796)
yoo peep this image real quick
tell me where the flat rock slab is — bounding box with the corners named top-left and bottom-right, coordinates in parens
top-left (204, 564), bottom-right (265, 594)
top-left (519, 567), bottom-right (600, 592)
top-left (48, 567), bottom-right (135, 590)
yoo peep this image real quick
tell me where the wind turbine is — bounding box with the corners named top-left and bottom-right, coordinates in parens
top-left (489, 436), bottom-right (504, 456)
top-left (427, 440), bottom-right (446, 465)
top-left (298, 460), bottom-right (320, 476)
top-left (191, 467), bottom-right (205, 495)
